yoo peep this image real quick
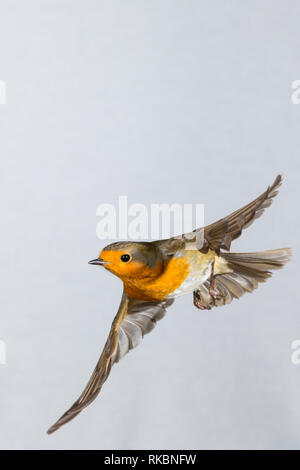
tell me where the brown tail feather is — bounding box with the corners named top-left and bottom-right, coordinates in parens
top-left (193, 248), bottom-right (291, 309)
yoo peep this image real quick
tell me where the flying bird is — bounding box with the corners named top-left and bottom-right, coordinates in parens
top-left (47, 175), bottom-right (290, 434)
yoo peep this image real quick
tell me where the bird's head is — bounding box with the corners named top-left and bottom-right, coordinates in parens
top-left (89, 241), bottom-right (163, 280)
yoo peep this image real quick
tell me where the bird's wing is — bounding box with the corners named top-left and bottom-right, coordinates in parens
top-left (201, 174), bottom-right (282, 252)
top-left (47, 293), bottom-right (174, 434)
top-left (155, 175), bottom-right (282, 255)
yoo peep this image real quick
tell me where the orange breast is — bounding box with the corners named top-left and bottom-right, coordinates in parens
top-left (124, 256), bottom-right (190, 301)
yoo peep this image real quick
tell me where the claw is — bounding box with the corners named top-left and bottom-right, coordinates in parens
top-left (209, 287), bottom-right (224, 301)
top-left (193, 291), bottom-right (212, 310)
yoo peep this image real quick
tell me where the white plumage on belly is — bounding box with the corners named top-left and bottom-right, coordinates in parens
top-left (167, 250), bottom-right (214, 298)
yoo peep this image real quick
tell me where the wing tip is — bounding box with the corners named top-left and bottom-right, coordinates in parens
top-left (263, 174), bottom-right (283, 205)
top-left (47, 424), bottom-right (58, 435)
top-left (270, 174), bottom-right (283, 193)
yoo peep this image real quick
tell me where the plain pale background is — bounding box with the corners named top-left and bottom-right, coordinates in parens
top-left (0, 0), bottom-right (299, 450)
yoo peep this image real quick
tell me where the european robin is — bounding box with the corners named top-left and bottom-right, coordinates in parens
top-left (47, 175), bottom-right (290, 434)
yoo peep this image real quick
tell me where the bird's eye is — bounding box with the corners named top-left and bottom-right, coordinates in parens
top-left (120, 254), bottom-right (131, 263)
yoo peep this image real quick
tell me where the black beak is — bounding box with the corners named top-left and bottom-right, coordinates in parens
top-left (88, 258), bottom-right (107, 266)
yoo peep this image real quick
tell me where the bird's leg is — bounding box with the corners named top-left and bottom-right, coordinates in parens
top-left (209, 260), bottom-right (222, 301)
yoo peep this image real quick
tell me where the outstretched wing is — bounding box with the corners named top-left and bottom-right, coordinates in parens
top-left (201, 174), bottom-right (282, 253)
top-left (47, 293), bottom-right (173, 434)
top-left (155, 175), bottom-right (283, 255)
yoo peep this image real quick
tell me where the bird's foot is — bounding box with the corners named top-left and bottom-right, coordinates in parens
top-left (193, 292), bottom-right (212, 310)
top-left (209, 287), bottom-right (222, 300)
top-left (209, 287), bottom-right (225, 305)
